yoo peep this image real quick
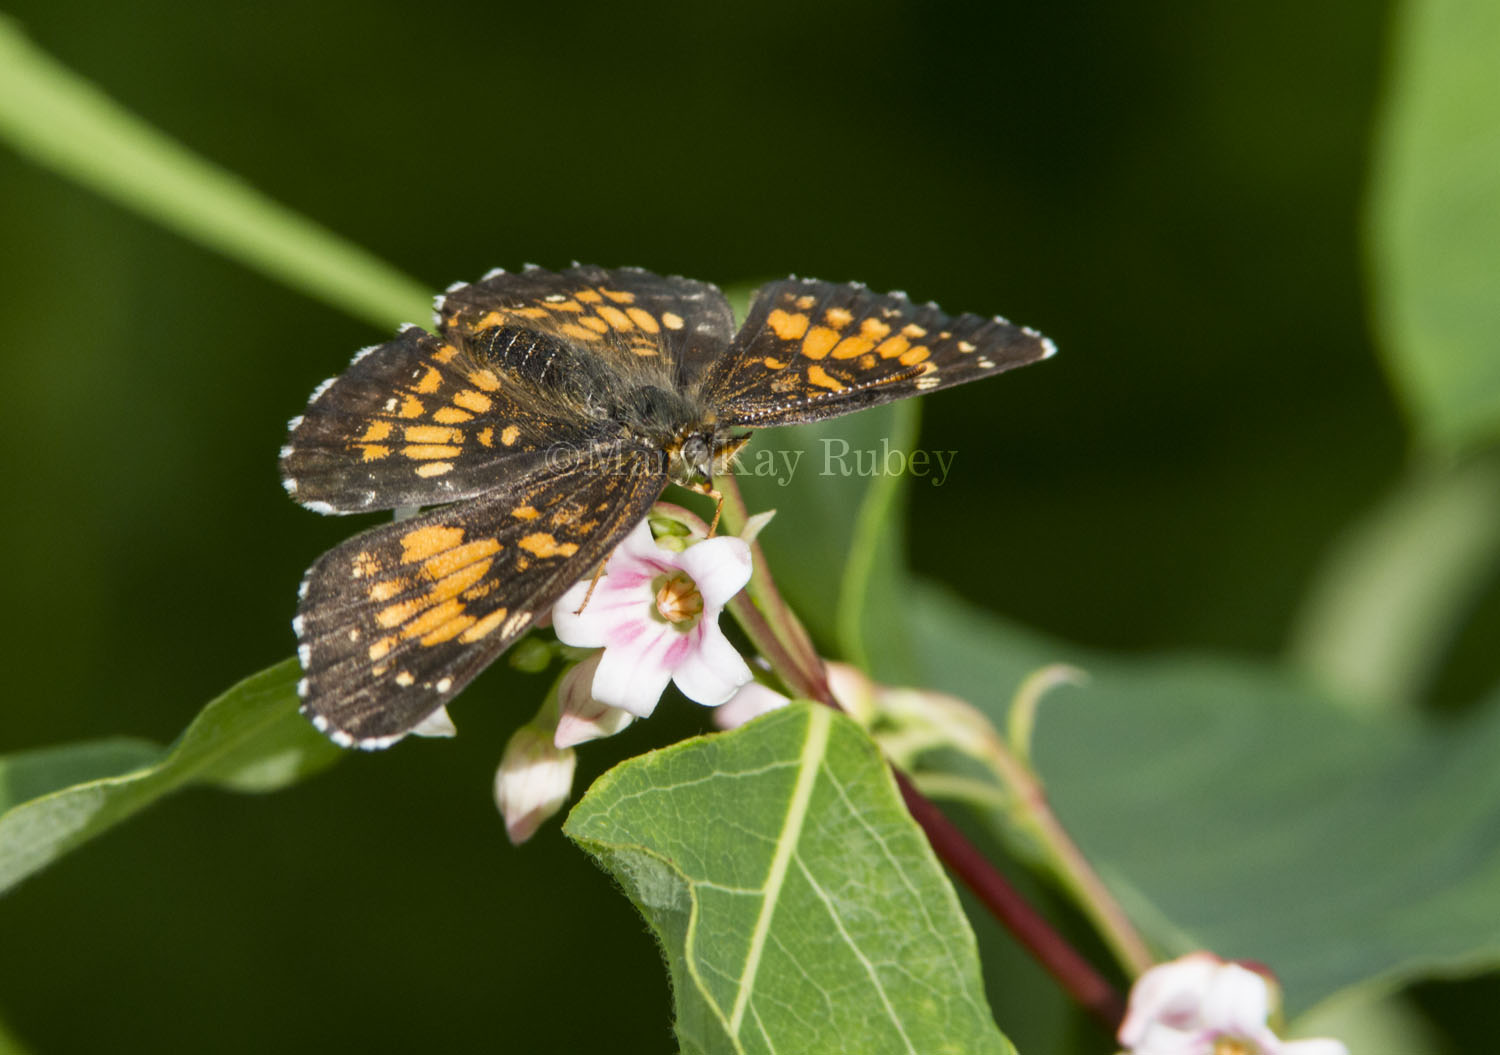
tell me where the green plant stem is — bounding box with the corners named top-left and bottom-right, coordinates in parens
top-left (716, 474), bottom-right (827, 696)
top-left (989, 738), bottom-right (1154, 977)
top-left (717, 472), bottom-right (1126, 1029)
top-left (0, 18), bottom-right (430, 330)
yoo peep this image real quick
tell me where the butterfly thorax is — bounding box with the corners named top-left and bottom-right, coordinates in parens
top-left (607, 383), bottom-right (743, 487)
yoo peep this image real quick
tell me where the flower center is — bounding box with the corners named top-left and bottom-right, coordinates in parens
top-left (653, 572), bottom-right (703, 628)
top-left (1213, 1039), bottom-right (1257, 1055)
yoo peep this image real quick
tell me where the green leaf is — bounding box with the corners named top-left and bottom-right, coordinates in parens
top-left (1368, 0), bottom-right (1500, 449)
top-left (901, 583), bottom-right (1500, 1015)
top-left (565, 704), bottom-right (1014, 1055)
top-left (0, 18), bottom-right (430, 329)
top-left (0, 659), bottom-right (341, 894)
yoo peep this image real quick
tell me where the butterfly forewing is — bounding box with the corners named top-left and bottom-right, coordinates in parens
top-left (295, 451), bottom-right (668, 747)
top-left (702, 278), bottom-right (1055, 427)
top-left (281, 325), bottom-right (598, 513)
top-left (437, 264), bottom-right (736, 392)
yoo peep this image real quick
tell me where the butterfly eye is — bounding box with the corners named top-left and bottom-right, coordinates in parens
top-left (679, 433), bottom-right (713, 483)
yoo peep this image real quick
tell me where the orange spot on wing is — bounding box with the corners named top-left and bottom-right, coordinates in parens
top-left (662, 312), bottom-right (684, 330)
top-left (403, 444), bottom-right (462, 459)
top-left (512, 306), bottom-right (549, 319)
top-left (899, 345), bottom-right (931, 366)
top-left (367, 635), bottom-right (396, 660)
top-left (512, 505), bottom-right (540, 520)
top-left (601, 289), bottom-right (636, 303)
top-left (795, 294), bottom-right (817, 310)
top-left (376, 598), bottom-right (424, 628)
top-left (399, 395), bottom-right (424, 418)
top-left (518, 532), bottom-right (579, 558)
top-left (459, 607), bottom-right (510, 643)
top-left (401, 598), bottom-right (467, 640)
top-left (473, 310), bottom-right (505, 329)
top-left (767, 309), bottom-right (809, 340)
top-left (414, 461), bottom-right (452, 477)
top-left (626, 307), bottom-right (660, 332)
top-left (432, 343), bottom-right (460, 363)
top-left (860, 317), bottom-right (891, 339)
top-left (574, 289), bottom-right (603, 303)
top-left (433, 406), bottom-right (474, 424)
top-left (477, 427), bottom-right (494, 447)
top-left (360, 421), bottom-right (393, 442)
top-left (823, 306), bottom-right (853, 330)
top-left (423, 539), bottom-right (502, 581)
top-left (368, 579), bottom-right (405, 602)
top-left (596, 305), bottom-right (633, 330)
top-left (546, 299), bottom-right (583, 313)
top-left (578, 316), bottom-right (609, 334)
top-left (802, 326), bottom-right (839, 359)
top-left (469, 369), bottom-right (501, 392)
top-left (400, 525), bottom-right (465, 563)
top-left (420, 613), bottom-right (477, 646)
top-left (404, 425), bottom-right (461, 444)
top-left (763, 356), bottom-right (787, 370)
top-left (357, 444), bottom-right (391, 461)
top-left (876, 335), bottom-right (910, 359)
top-left (414, 366), bottom-right (443, 393)
top-left (807, 364), bottom-right (846, 391)
top-left (427, 562), bottom-right (492, 607)
top-left (454, 389), bottom-right (493, 413)
top-left (500, 425), bottom-right (520, 446)
top-left (902, 323), bottom-right (928, 338)
top-left (831, 336), bottom-right (875, 359)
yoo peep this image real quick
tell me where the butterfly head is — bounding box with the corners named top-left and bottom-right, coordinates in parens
top-left (670, 427), bottom-right (750, 488)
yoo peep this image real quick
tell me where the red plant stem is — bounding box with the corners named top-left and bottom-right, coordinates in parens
top-left (892, 767), bottom-right (1126, 1030)
top-left (709, 477), bottom-right (1126, 1032)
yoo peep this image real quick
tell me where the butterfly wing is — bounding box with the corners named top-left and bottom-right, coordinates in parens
top-left (280, 325), bottom-right (612, 514)
top-left (294, 450), bottom-right (667, 747)
top-left (436, 264), bottom-right (736, 391)
top-left (700, 278), bottom-right (1055, 427)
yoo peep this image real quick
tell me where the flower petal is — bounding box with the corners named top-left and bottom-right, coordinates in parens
top-left (555, 654), bottom-right (636, 747)
top-left (670, 622), bottom-right (752, 706)
top-left (1198, 964), bottom-right (1271, 1037)
top-left (1119, 954), bottom-right (1222, 1045)
top-left (612, 518), bottom-right (675, 571)
top-left (410, 705), bottom-right (457, 739)
top-left (494, 726), bottom-right (577, 845)
top-left (713, 682), bottom-right (791, 730)
top-left (552, 574), bottom-right (654, 648)
top-left (677, 535), bottom-right (752, 608)
top-left (1280, 1040), bottom-right (1349, 1055)
top-left (591, 624), bottom-right (676, 717)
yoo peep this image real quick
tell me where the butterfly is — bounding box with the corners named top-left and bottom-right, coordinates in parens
top-left (280, 265), bottom-right (1054, 748)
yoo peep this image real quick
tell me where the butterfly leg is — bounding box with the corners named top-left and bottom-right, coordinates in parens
top-left (573, 558), bottom-right (610, 615)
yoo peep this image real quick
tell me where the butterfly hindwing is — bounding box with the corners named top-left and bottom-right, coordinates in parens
top-left (700, 278), bottom-right (1056, 427)
top-left (281, 325), bottom-right (600, 513)
top-left (294, 452), bottom-right (668, 747)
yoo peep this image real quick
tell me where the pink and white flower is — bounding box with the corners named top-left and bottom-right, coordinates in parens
top-left (553, 653), bottom-right (636, 748)
top-left (712, 681), bottom-right (791, 730)
top-left (494, 724), bottom-right (577, 845)
top-left (1118, 953), bottom-right (1347, 1055)
top-left (551, 520), bottom-right (753, 718)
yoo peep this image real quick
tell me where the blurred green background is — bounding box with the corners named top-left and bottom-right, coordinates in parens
top-left (2, 0), bottom-right (1496, 1051)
